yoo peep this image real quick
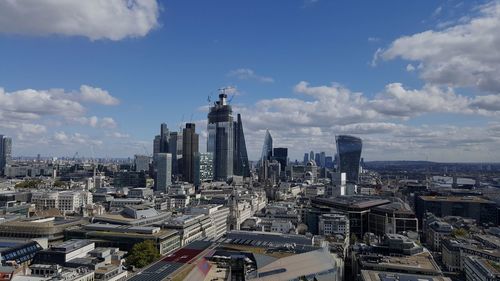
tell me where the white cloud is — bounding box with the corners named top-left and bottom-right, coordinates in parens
top-left (100, 117), bottom-right (118, 129)
top-left (79, 85), bottom-right (120, 105)
top-left (227, 68), bottom-right (275, 83)
top-left (406, 64), bottom-right (415, 72)
top-left (377, 2), bottom-right (500, 93)
top-left (0, 0), bottom-right (160, 41)
top-left (370, 83), bottom-right (471, 117)
top-left (226, 80), bottom-right (500, 161)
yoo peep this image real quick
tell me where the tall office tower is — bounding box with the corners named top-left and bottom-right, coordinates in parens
top-left (260, 129), bottom-right (273, 163)
top-left (303, 153), bottom-right (309, 165)
top-left (0, 136), bottom-right (12, 176)
top-left (310, 151), bottom-right (314, 164)
top-left (207, 93), bottom-right (234, 181)
top-left (153, 123), bottom-right (170, 154)
top-left (273, 147), bottom-right (288, 172)
top-left (320, 152), bottom-right (326, 168)
top-left (182, 123), bottom-right (199, 183)
top-left (134, 155), bottom-right (150, 172)
top-left (194, 152), bottom-right (214, 186)
top-left (233, 113), bottom-right (250, 177)
top-left (154, 153), bottom-right (172, 193)
top-left (169, 132), bottom-right (179, 175)
top-left (315, 153), bottom-right (320, 166)
top-left (336, 135), bottom-right (362, 184)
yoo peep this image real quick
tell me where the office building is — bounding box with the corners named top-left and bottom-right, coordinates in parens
top-left (207, 93), bottom-right (234, 181)
top-left (233, 113), bottom-right (250, 177)
top-left (134, 155), bottom-right (150, 172)
top-left (169, 131), bottom-right (179, 175)
top-left (303, 153), bottom-right (309, 164)
top-left (182, 123), bottom-right (199, 183)
top-left (194, 152), bottom-right (214, 186)
top-left (336, 135), bottom-right (362, 184)
top-left (153, 123), bottom-right (169, 155)
top-left (260, 129), bottom-right (273, 164)
top-left (0, 135), bottom-right (12, 176)
top-left (464, 256), bottom-right (500, 281)
top-left (368, 201), bottom-right (419, 236)
top-left (273, 147), bottom-right (288, 172)
top-left (154, 153), bottom-right (172, 193)
top-left (415, 195), bottom-right (498, 225)
top-left (320, 151), bottom-right (326, 168)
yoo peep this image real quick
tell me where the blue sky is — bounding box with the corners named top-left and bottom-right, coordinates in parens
top-left (1, 0), bottom-right (500, 161)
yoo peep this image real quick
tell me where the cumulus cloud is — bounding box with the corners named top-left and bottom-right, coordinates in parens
top-left (79, 85), bottom-right (120, 105)
top-left (0, 0), bottom-right (160, 41)
top-left (370, 83), bottom-right (471, 117)
top-left (377, 1), bottom-right (500, 93)
top-left (226, 80), bottom-right (500, 161)
top-left (227, 68), bottom-right (275, 83)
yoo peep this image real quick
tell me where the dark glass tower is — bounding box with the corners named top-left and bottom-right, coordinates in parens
top-left (336, 135), bottom-right (362, 184)
top-left (260, 129), bottom-right (273, 163)
top-left (182, 123), bottom-right (199, 183)
top-left (153, 123), bottom-right (170, 154)
top-left (273, 147), bottom-right (288, 172)
top-left (233, 114), bottom-right (250, 177)
top-left (207, 93), bottom-right (234, 181)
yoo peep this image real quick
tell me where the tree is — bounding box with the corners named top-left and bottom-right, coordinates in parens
top-left (15, 179), bottom-right (43, 189)
top-left (350, 233), bottom-right (358, 245)
top-left (126, 240), bottom-right (160, 268)
top-left (452, 228), bottom-right (468, 237)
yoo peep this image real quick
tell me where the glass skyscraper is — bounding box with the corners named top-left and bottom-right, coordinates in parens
top-left (336, 135), bottom-right (362, 184)
top-left (233, 113), bottom-right (250, 177)
top-left (154, 153), bottom-right (172, 193)
top-left (273, 147), bottom-right (288, 172)
top-left (207, 93), bottom-right (234, 181)
top-left (260, 129), bottom-right (273, 163)
top-left (182, 123), bottom-right (199, 183)
top-left (0, 135), bottom-right (12, 176)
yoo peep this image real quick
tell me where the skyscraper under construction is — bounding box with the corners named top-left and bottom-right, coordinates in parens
top-left (207, 93), bottom-right (234, 181)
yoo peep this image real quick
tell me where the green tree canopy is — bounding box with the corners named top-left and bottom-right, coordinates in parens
top-left (15, 179), bottom-right (43, 189)
top-left (126, 240), bottom-right (160, 268)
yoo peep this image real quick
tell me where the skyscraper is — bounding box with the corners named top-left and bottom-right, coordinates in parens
top-left (273, 147), bottom-right (288, 172)
top-left (153, 123), bottom-right (170, 155)
top-left (303, 153), bottom-right (309, 165)
top-left (320, 152), bottom-right (326, 168)
top-left (182, 123), bottom-right (199, 183)
top-left (315, 153), bottom-right (320, 166)
top-left (169, 132), bottom-right (179, 175)
top-left (194, 152), bottom-right (214, 186)
top-left (134, 155), bottom-right (150, 172)
top-left (207, 93), bottom-right (234, 181)
top-left (261, 129), bottom-right (273, 163)
top-left (0, 136), bottom-right (12, 176)
top-left (233, 113), bottom-right (250, 177)
top-left (154, 153), bottom-right (172, 193)
top-left (336, 135), bottom-right (362, 184)
top-left (310, 151), bottom-right (314, 164)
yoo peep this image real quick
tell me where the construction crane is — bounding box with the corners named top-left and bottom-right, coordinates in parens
top-left (218, 86), bottom-right (236, 104)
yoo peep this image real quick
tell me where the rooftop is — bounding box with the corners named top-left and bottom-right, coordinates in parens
top-left (420, 196), bottom-right (494, 204)
top-left (360, 270), bottom-right (451, 281)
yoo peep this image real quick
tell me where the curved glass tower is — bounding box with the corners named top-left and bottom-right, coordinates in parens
top-left (260, 129), bottom-right (273, 163)
top-left (336, 135), bottom-right (362, 184)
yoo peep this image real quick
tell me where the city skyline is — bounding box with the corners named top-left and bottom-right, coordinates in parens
top-left (1, 0), bottom-right (500, 161)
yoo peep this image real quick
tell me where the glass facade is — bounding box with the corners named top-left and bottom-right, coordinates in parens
top-left (207, 94), bottom-right (234, 181)
top-left (260, 130), bottom-right (273, 163)
top-left (233, 114), bottom-right (250, 177)
top-left (336, 135), bottom-right (362, 184)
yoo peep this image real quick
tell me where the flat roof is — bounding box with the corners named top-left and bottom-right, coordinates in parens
top-left (360, 270), bottom-right (451, 281)
top-left (419, 196), bottom-right (494, 204)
